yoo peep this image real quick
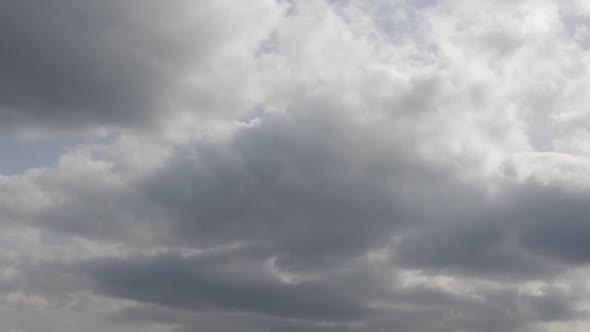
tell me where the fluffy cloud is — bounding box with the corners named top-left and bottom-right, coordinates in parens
top-left (3, 0), bottom-right (590, 332)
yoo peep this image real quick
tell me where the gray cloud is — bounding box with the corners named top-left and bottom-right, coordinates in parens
top-left (397, 183), bottom-right (590, 279)
top-left (4, 0), bottom-right (590, 332)
top-left (82, 253), bottom-right (374, 321)
top-left (0, 0), bottom-right (277, 133)
top-left (72, 250), bottom-right (587, 332)
top-left (28, 110), bottom-right (589, 331)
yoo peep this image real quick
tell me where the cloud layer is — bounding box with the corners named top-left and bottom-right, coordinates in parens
top-left (3, 1), bottom-right (590, 331)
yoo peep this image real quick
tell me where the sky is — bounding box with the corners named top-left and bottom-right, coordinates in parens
top-left (3, 0), bottom-right (590, 331)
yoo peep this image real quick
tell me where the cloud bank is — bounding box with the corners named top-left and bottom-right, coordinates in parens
top-left (3, 0), bottom-right (590, 331)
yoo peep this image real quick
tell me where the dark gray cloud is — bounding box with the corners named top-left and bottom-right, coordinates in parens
top-left (0, 0), bottom-right (275, 133)
top-left (72, 250), bottom-right (587, 332)
top-left (8, 96), bottom-right (590, 331)
top-left (397, 183), bottom-right (590, 278)
top-left (82, 253), bottom-right (373, 321)
top-left (139, 110), bottom-right (432, 264)
top-left (27, 105), bottom-right (481, 267)
top-left (25, 108), bottom-right (588, 331)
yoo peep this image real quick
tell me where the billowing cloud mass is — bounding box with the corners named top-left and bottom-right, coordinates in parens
top-left (3, 0), bottom-right (590, 331)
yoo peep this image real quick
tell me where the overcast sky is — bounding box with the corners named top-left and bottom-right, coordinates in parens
top-left (3, 0), bottom-right (590, 331)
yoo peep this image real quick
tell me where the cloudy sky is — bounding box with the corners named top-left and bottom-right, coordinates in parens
top-left (4, 0), bottom-right (590, 331)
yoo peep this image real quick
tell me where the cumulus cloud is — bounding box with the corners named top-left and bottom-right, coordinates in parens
top-left (3, 0), bottom-right (590, 332)
top-left (0, 0), bottom-right (281, 135)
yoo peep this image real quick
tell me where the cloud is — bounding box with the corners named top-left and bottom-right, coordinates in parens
top-left (0, 0), bottom-right (281, 135)
top-left (3, 1), bottom-right (590, 332)
top-left (82, 253), bottom-right (373, 321)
